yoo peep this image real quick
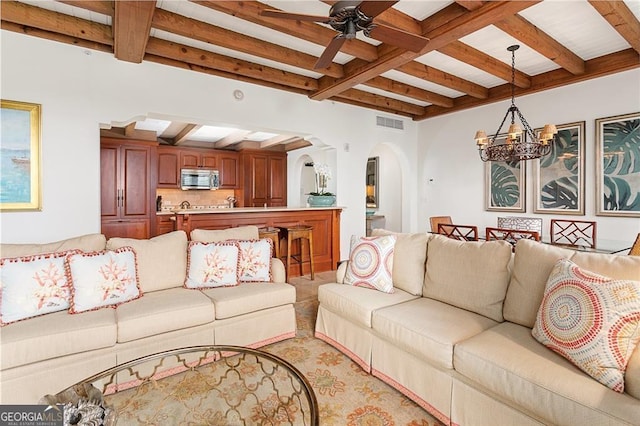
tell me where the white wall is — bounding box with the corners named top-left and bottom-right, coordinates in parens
top-left (2, 31), bottom-right (637, 253)
top-left (0, 31), bottom-right (419, 258)
top-left (418, 69), bottom-right (640, 244)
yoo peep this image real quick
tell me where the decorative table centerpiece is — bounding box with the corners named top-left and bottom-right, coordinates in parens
top-left (308, 163), bottom-right (336, 207)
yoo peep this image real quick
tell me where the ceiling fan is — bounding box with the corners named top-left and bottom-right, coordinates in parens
top-left (261, 1), bottom-right (430, 70)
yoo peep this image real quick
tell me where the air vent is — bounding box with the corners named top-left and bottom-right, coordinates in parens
top-left (376, 116), bottom-right (404, 130)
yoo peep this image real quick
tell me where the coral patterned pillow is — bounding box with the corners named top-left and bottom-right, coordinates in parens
top-left (0, 251), bottom-right (78, 325)
top-left (344, 235), bottom-right (396, 293)
top-left (66, 247), bottom-right (142, 314)
top-left (532, 259), bottom-right (640, 392)
top-left (185, 241), bottom-right (240, 288)
top-left (238, 239), bottom-right (272, 282)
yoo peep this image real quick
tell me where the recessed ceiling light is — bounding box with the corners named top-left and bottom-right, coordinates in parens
top-left (233, 90), bottom-right (244, 100)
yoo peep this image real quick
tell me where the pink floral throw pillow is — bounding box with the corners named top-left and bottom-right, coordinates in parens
top-left (0, 251), bottom-right (78, 325)
top-left (238, 239), bottom-right (272, 283)
top-left (344, 235), bottom-right (396, 293)
top-left (66, 247), bottom-right (142, 314)
top-left (185, 241), bottom-right (240, 288)
top-left (532, 259), bottom-right (640, 392)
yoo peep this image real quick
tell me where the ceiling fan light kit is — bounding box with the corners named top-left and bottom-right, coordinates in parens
top-left (261, 1), bottom-right (429, 70)
top-left (475, 45), bottom-right (557, 162)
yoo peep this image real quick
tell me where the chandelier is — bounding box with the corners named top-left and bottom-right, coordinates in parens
top-left (474, 45), bottom-right (557, 162)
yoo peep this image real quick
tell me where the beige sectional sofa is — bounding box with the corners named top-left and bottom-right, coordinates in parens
top-left (315, 232), bottom-right (640, 426)
top-left (0, 226), bottom-right (296, 404)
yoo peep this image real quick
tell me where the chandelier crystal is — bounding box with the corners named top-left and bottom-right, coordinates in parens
top-left (475, 45), bottom-right (557, 162)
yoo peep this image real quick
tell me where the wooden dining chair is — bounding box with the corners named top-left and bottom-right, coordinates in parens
top-left (430, 216), bottom-right (452, 233)
top-left (438, 224), bottom-right (478, 241)
top-left (550, 219), bottom-right (597, 249)
top-left (629, 233), bottom-right (640, 256)
top-left (486, 227), bottom-right (540, 251)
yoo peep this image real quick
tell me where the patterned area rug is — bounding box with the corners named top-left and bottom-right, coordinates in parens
top-left (100, 299), bottom-right (443, 425)
top-left (262, 300), bottom-right (443, 426)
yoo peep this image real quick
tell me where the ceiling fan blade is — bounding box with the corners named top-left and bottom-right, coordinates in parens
top-left (368, 24), bottom-right (429, 53)
top-left (357, 1), bottom-right (398, 18)
top-left (260, 9), bottom-right (330, 23)
top-left (314, 35), bottom-right (347, 70)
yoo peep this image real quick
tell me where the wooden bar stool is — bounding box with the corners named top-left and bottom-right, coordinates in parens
top-left (258, 226), bottom-right (281, 258)
top-left (281, 225), bottom-right (314, 281)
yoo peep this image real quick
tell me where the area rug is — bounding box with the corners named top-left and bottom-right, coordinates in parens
top-left (261, 300), bottom-right (443, 426)
top-left (99, 299), bottom-right (443, 425)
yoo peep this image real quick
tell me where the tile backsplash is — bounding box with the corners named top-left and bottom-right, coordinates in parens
top-left (157, 188), bottom-right (236, 210)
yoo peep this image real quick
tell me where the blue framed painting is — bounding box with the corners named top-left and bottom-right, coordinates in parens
top-left (0, 100), bottom-right (42, 211)
top-left (595, 112), bottom-right (640, 217)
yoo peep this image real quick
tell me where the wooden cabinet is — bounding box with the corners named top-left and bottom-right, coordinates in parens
top-left (156, 214), bottom-right (176, 236)
top-left (100, 138), bottom-right (155, 239)
top-left (180, 149), bottom-right (218, 169)
top-left (157, 146), bottom-right (180, 188)
top-left (219, 151), bottom-right (239, 189)
top-left (242, 151), bottom-right (287, 207)
top-left (156, 147), bottom-right (239, 189)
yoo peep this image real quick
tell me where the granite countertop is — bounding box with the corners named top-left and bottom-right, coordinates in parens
top-left (157, 206), bottom-right (343, 215)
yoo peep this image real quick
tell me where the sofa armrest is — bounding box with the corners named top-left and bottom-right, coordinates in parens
top-left (271, 258), bottom-right (286, 283)
top-left (336, 261), bottom-right (348, 284)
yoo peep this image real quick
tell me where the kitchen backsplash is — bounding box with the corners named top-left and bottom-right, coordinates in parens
top-left (157, 188), bottom-right (236, 210)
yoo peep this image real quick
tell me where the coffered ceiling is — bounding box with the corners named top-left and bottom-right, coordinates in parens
top-left (2, 0), bottom-right (639, 128)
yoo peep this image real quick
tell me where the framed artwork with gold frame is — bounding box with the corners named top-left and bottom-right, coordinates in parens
top-left (0, 99), bottom-right (42, 211)
top-left (595, 112), bottom-right (640, 217)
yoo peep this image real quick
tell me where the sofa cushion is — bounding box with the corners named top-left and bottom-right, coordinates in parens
top-left (532, 259), bottom-right (640, 393)
top-left (317, 283), bottom-right (418, 328)
top-left (454, 322), bottom-right (640, 426)
top-left (115, 287), bottom-right (215, 343)
top-left (200, 283), bottom-right (295, 320)
top-left (373, 297), bottom-right (498, 370)
top-left (371, 229), bottom-right (430, 295)
top-left (185, 241), bottom-right (240, 288)
top-left (191, 225), bottom-right (259, 242)
top-left (0, 233), bottom-right (106, 257)
top-left (0, 308), bottom-right (116, 370)
top-left (66, 247), bottom-right (142, 314)
top-left (344, 235), bottom-right (396, 293)
top-left (504, 239), bottom-right (640, 328)
top-left (106, 230), bottom-right (188, 293)
top-left (423, 235), bottom-right (512, 322)
top-left (0, 251), bottom-right (76, 325)
top-left (238, 239), bottom-right (272, 282)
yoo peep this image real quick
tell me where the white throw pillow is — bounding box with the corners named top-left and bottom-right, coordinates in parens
top-left (344, 235), bottom-right (396, 293)
top-left (532, 259), bottom-right (640, 393)
top-left (0, 251), bottom-right (78, 325)
top-left (66, 247), bottom-right (142, 314)
top-left (185, 241), bottom-right (240, 288)
top-left (237, 239), bottom-right (272, 282)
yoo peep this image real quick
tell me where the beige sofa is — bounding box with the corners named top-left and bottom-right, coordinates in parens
top-left (0, 226), bottom-right (296, 404)
top-left (315, 232), bottom-right (640, 425)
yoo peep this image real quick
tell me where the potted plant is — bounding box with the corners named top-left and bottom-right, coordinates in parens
top-left (308, 163), bottom-right (336, 207)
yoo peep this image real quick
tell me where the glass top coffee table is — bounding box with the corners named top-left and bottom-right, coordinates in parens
top-left (43, 345), bottom-right (318, 425)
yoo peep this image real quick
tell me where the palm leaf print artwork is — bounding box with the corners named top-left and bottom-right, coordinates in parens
top-left (486, 154), bottom-right (524, 212)
top-left (597, 113), bottom-right (640, 217)
top-left (534, 123), bottom-right (584, 214)
top-left (602, 119), bottom-right (640, 211)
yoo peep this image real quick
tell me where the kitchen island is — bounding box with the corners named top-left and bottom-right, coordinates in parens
top-left (162, 206), bottom-right (342, 277)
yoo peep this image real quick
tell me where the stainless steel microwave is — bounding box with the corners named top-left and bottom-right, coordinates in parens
top-left (180, 168), bottom-right (219, 190)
